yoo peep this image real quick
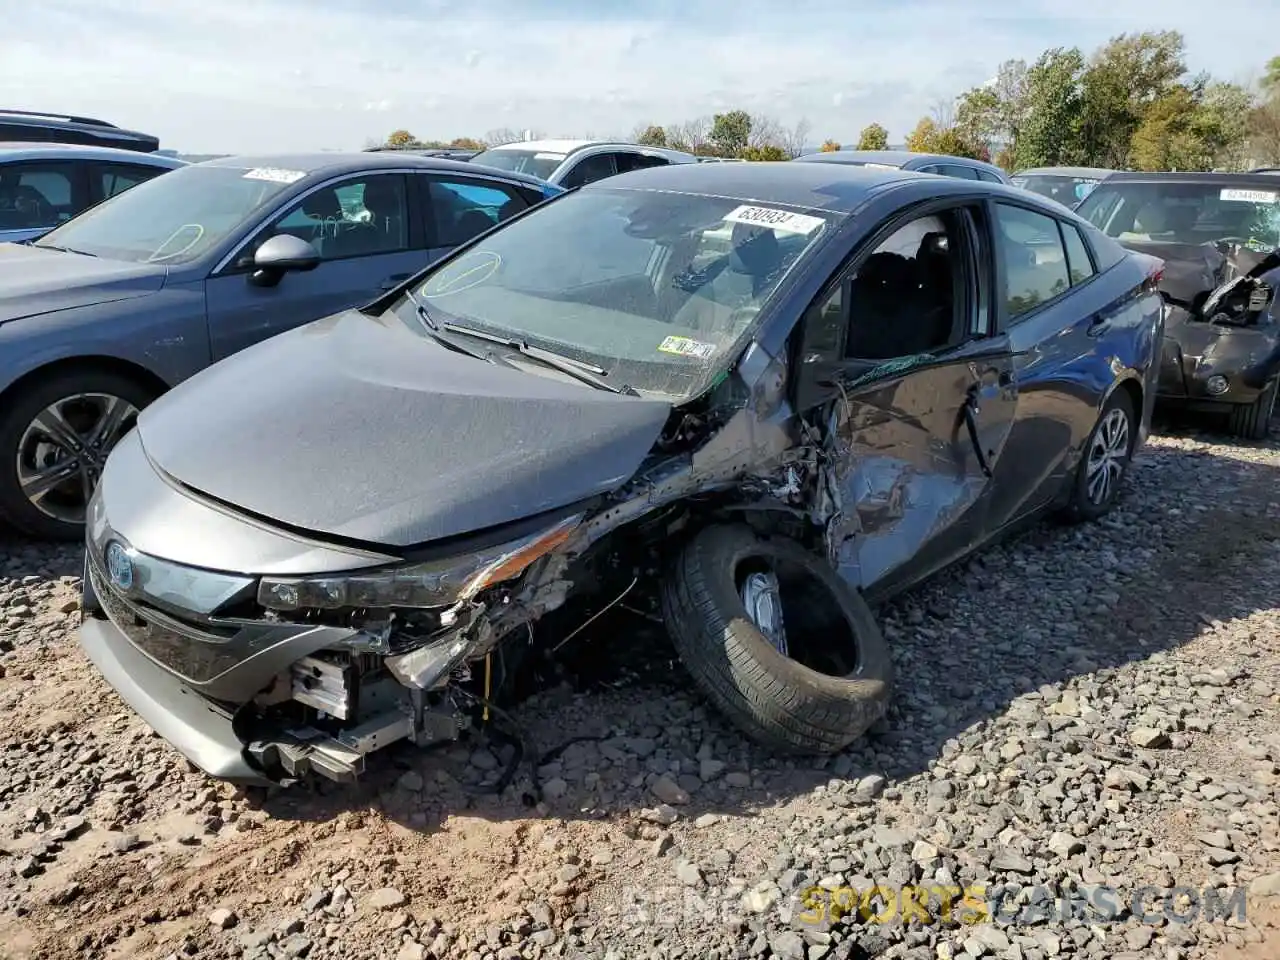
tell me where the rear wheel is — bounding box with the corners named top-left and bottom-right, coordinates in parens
top-left (660, 525), bottom-right (892, 754)
top-left (0, 369), bottom-right (156, 540)
top-left (1061, 388), bottom-right (1136, 524)
top-left (1226, 378), bottom-right (1277, 441)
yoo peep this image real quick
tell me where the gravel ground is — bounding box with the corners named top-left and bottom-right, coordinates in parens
top-left (0, 419), bottom-right (1277, 960)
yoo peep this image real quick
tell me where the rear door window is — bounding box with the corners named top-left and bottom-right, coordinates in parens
top-left (96, 163), bottom-right (169, 201)
top-left (976, 169), bottom-right (1004, 184)
top-left (0, 161), bottom-right (79, 229)
top-left (993, 204), bottom-right (1071, 320)
top-left (423, 176), bottom-right (527, 248)
top-left (939, 164), bottom-right (979, 180)
top-left (560, 153), bottom-right (617, 188)
top-left (616, 152), bottom-right (671, 173)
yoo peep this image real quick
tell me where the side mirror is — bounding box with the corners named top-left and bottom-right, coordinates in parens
top-left (249, 234), bottom-right (320, 286)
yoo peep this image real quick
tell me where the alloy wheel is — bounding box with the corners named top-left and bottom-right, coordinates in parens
top-left (741, 569), bottom-right (788, 656)
top-left (1085, 406), bottom-right (1130, 506)
top-left (16, 392), bottom-right (139, 525)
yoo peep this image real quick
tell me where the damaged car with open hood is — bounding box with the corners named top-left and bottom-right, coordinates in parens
top-left (1076, 172), bottom-right (1280, 438)
top-left (79, 162), bottom-right (1164, 786)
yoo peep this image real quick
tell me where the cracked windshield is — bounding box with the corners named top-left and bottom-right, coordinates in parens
top-left (410, 188), bottom-right (831, 399)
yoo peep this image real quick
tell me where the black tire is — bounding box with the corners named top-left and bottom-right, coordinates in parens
top-left (1226, 378), bottom-right (1277, 441)
top-left (1061, 387), bottom-right (1137, 525)
top-left (0, 369), bottom-right (157, 541)
top-left (660, 524), bottom-right (893, 754)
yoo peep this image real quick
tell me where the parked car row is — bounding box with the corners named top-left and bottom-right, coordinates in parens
top-left (0, 114), bottom-right (1273, 790)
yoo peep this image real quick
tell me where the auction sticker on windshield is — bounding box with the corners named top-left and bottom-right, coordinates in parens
top-left (658, 335), bottom-right (717, 360)
top-left (1220, 188), bottom-right (1277, 203)
top-left (243, 167), bottom-right (307, 184)
top-left (723, 205), bottom-right (825, 235)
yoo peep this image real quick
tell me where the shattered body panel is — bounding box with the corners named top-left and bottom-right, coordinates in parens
top-left (78, 165), bottom-right (1165, 784)
top-left (1123, 241), bottom-right (1280, 407)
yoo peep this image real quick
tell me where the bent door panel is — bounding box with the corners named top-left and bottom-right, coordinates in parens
top-left (830, 346), bottom-right (1016, 602)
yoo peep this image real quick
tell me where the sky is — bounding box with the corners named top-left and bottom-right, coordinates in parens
top-left (5, 0), bottom-right (1277, 155)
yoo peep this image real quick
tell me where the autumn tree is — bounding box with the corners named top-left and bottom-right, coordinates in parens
top-left (904, 117), bottom-right (939, 153)
top-left (856, 123), bottom-right (889, 150)
top-left (780, 118), bottom-right (812, 158)
top-left (665, 117), bottom-right (711, 155)
top-left (386, 129), bottom-right (416, 147)
top-left (449, 137), bottom-right (484, 150)
top-left (709, 109), bottom-right (753, 157)
top-left (1078, 31), bottom-right (1187, 168)
top-left (742, 144), bottom-right (788, 161)
top-left (819, 139), bottom-right (841, 152)
top-left (1016, 47), bottom-right (1086, 169)
top-left (634, 124), bottom-right (668, 147)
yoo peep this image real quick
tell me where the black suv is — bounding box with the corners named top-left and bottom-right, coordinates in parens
top-left (0, 110), bottom-right (160, 153)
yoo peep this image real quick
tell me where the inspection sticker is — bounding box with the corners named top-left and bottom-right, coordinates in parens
top-left (1220, 188), bottom-right (1277, 203)
top-left (723, 204), bottom-right (825, 235)
top-left (658, 335), bottom-right (717, 360)
top-left (242, 167), bottom-right (307, 184)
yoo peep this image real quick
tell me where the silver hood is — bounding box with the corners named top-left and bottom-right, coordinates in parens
top-left (135, 309), bottom-right (673, 548)
top-left (0, 242), bottom-right (167, 325)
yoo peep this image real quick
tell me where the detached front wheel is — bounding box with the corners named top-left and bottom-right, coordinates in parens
top-left (660, 525), bottom-right (892, 754)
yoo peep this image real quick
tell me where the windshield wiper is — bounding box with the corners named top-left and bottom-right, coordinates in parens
top-left (441, 321), bottom-right (639, 396)
top-left (402, 291), bottom-right (497, 365)
top-left (34, 243), bottom-right (97, 257)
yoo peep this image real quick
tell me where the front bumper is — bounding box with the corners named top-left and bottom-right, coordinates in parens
top-left (1157, 319), bottom-right (1280, 407)
top-left (80, 614), bottom-right (273, 785)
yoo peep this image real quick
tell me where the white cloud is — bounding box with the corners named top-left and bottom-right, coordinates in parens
top-left (4, 0), bottom-right (1277, 153)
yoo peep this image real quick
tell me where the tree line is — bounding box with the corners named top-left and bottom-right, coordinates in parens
top-left (381, 33), bottom-right (1280, 172)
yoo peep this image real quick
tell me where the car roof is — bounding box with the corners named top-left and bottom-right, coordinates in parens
top-left (480, 139), bottom-right (697, 162)
top-left (0, 109), bottom-right (160, 152)
top-left (796, 150), bottom-right (1005, 174)
top-left (0, 142), bottom-right (187, 166)
top-left (198, 152), bottom-right (553, 189)
top-left (1094, 171), bottom-right (1280, 188)
top-left (580, 160), bottom-right (927, 215)
top-left (1015, 166), bottom-right (1116, 179)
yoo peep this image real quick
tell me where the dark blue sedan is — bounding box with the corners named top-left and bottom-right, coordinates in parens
top-left (0, 152), bottom-right (560, 539)
top-left (80, 160), bottom-right (1164, 784)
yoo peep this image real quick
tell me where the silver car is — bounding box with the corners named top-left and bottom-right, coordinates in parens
top-left (469, 139), bottom-right (698, 188)
top-left (0, 152), bottom-right (560, 539)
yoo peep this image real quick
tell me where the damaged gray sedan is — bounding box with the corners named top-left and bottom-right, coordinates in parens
top-left (79, 162), bottom-right (1164, 785)
top-left (1076, 172), bottom-right (1280, 438)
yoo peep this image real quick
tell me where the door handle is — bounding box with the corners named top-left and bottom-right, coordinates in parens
top-left (380, 273), bottom-right (411, 291)
top-left (962, 387), bottom-right (993, 478)
top-left (1086, 314), bottom-right (1110, 337)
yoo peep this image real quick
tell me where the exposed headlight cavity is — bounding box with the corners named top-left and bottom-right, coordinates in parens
top-left (256, 515), bottom-right (581, 611)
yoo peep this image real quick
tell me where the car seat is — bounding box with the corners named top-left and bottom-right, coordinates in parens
top-left (336, 179), bottom-right (406, 256)
top-left (845, 251), bottom-right (918, 359)
top-left (912, 231), bottom-right (954, 351)
top-left (297, 190), bottom-right (344, 253)
top-left (670, 224), bottom-right (783, 334)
